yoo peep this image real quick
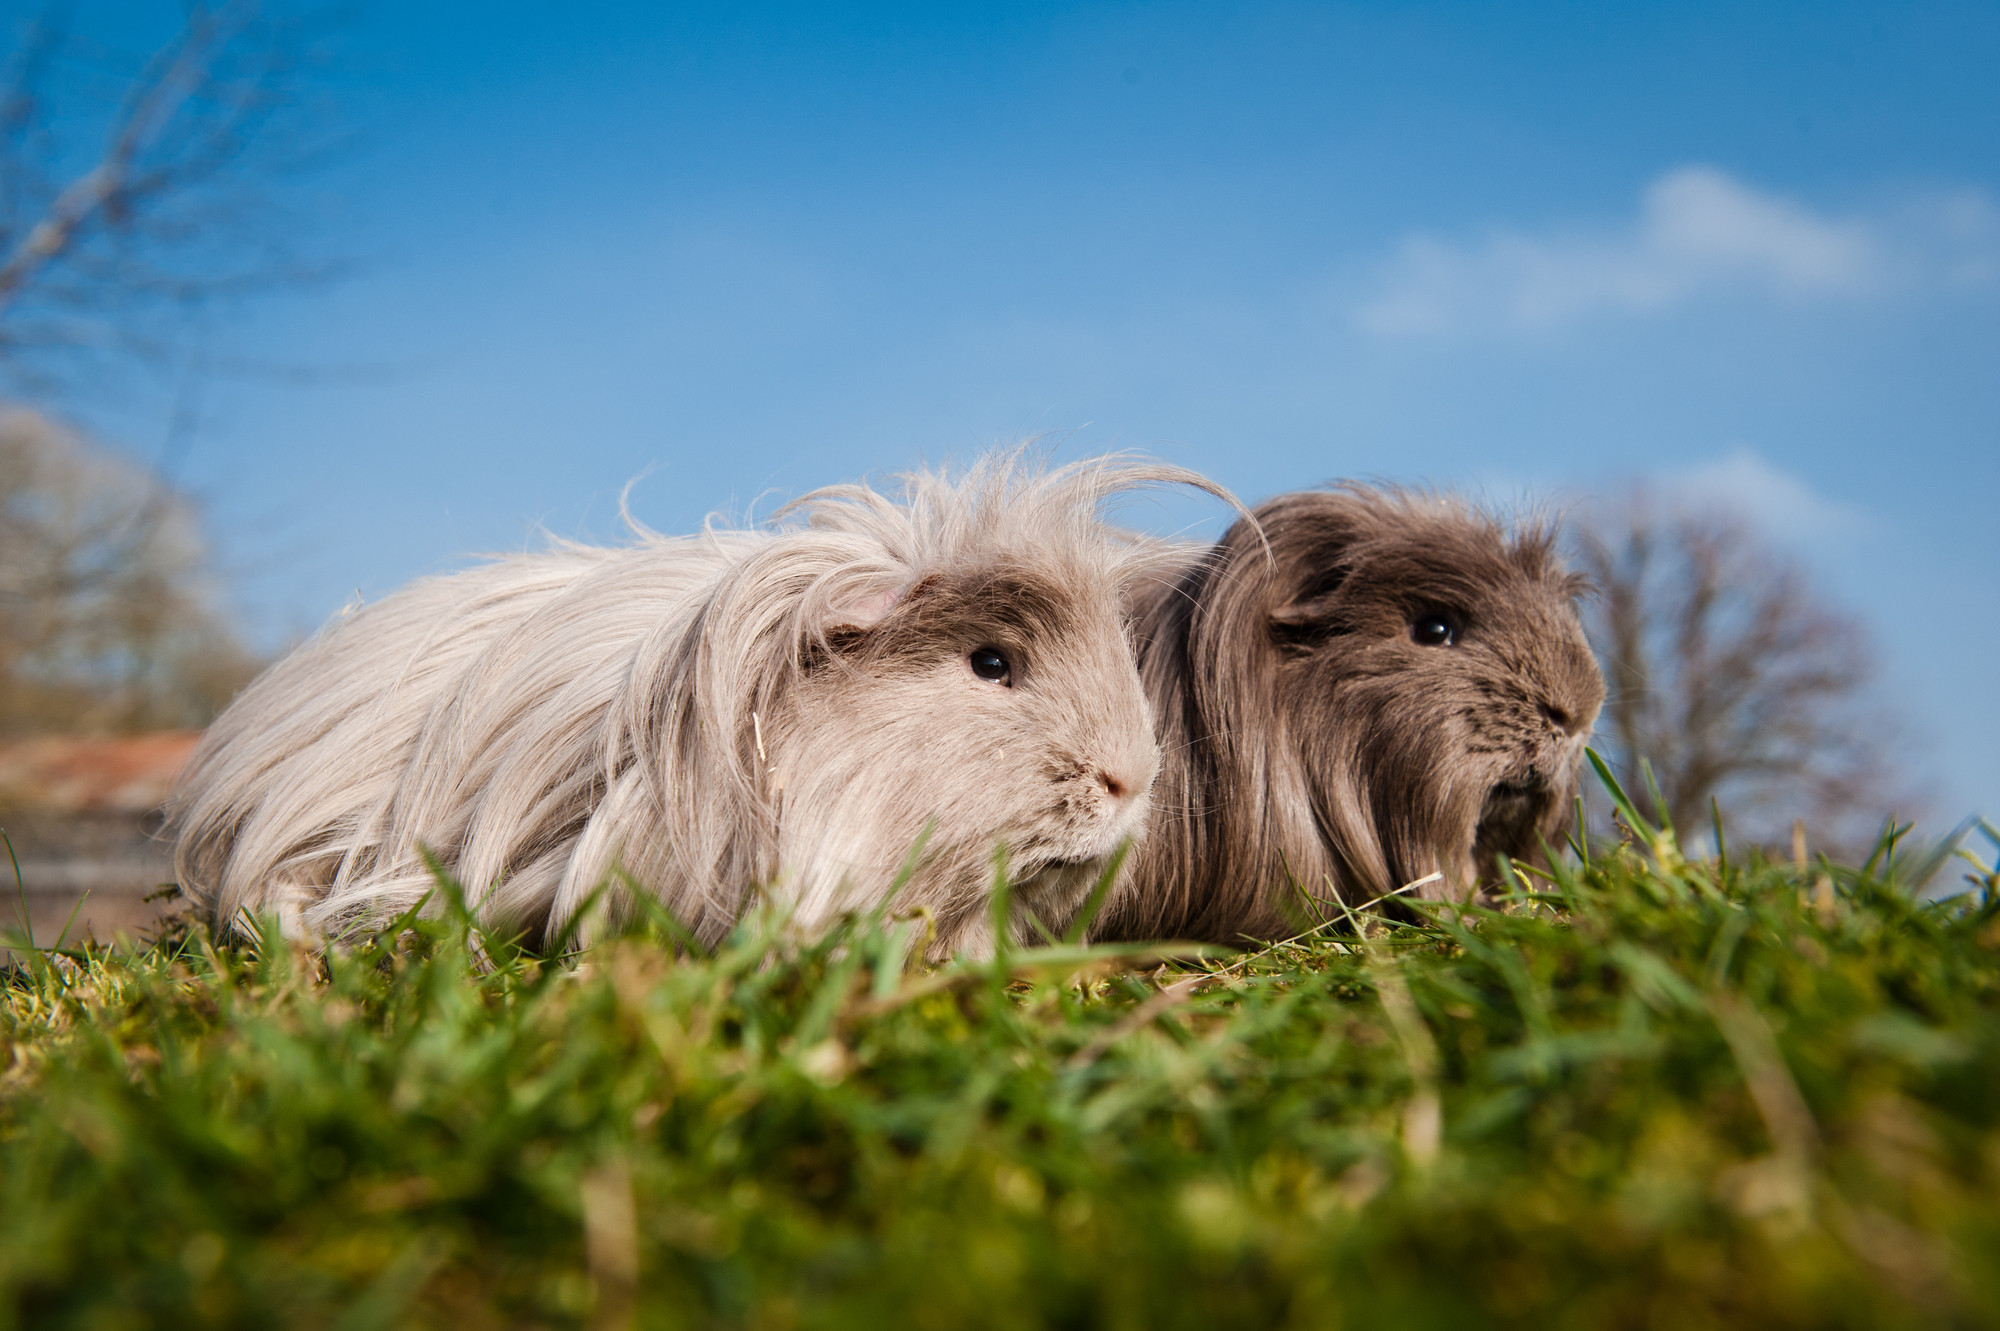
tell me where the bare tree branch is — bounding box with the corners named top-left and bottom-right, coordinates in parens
top-left (1575, 488), bottom-right (1920, 853)
top-left (0, 6), bottom-right (244, 314)
top-left (0, 2), bottom-right (348, 393)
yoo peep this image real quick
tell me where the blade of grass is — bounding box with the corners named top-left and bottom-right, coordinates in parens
top-left (1021, 902), bottom-right (1063, 947)
top-left (987, 845), bottom-right (1013, 982)
top-left (871, 917), bottom-right (919, 1000)
top-left (1640, 758), bottom-right (1674, 835)
top-left (49, 888), bottom-right (89, 952)
top-left (1711, 797), bottom-right (1728, 874)
top-left (1586, 747), bottom-right (1655, 839)
top-left (793, 931), bottom-right (869, 1047)
top-left (1062, 840), bottom-right (1131, 945)
top-left (873, 820), bottom-right (934, 926)
top-left (543, 880), bottom-right (615, 960)
top-left (614, 867), bottom-right (713, 958)
top-left (3, 826), bottom-right (32, 951)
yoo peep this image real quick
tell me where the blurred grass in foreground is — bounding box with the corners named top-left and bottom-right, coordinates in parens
top-left (5, 796), bottom-right (2000, 1329)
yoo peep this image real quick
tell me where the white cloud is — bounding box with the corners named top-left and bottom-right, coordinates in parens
top-left (1352, 167), bottom-right (1993, 337)
top-left (1660, 451), bottom-right (1875, 544)
top-left (1463, 453), bottom-right (1870, 552)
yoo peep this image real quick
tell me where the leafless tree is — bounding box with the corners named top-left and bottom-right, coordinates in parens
top-left (0, 1), bottom-right (345, 396)
top-left (1574, 488), bottom-right (1919, 855)
top-left (0, 406), bottom-right (255, 733)
top-left (0, 5), bottom-right (352, 736)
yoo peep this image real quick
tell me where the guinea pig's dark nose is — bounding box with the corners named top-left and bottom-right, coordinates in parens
top-left (1540, 701), bottom-right (1581, 735)
top-left (1098, 770), bottom-right (1128, 800)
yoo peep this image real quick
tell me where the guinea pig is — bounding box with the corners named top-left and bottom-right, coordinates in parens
top-left (1096, 484), bottom-right (1605, 944)
top-left (169, 451), bottom-right (1232, 960)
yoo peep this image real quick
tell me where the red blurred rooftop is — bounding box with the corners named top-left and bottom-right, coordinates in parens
top-left (0, 731), bottom-right (202, 816)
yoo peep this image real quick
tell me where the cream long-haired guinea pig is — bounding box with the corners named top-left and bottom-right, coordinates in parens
top-left (1098, 485), bottom-right (1606, 944)
top-left (170, 453), bottom-right (1225, 959)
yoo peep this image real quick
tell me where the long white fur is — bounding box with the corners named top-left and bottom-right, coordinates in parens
top-left (169, 450), bottom-right (1225, 956)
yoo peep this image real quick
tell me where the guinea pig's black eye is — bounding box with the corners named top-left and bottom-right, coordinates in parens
top-left (1412, 614), bottom-right (1459, 647)
top-left (969, 647), bottom-right (1013, 686)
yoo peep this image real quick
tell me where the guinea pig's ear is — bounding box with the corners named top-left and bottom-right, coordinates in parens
top-left (1267, 567), bottom-right (1348, 630)
top-left (829, 583), bottom-right (905, 632)
top-left (821, 573), bottom-right (935, 637)
top-left (1254, 492), bottom-right (1376, 634)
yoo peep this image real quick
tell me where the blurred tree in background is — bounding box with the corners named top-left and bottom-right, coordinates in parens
top-left (1575, 489), bottom-right (1921, 854)
top-left (0, 407), bottom-right (253, 734)
top-left (0, 3), bottom-right (346, 734)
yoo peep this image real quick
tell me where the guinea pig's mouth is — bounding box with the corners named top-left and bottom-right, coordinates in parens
top-left (1479, 773), bottom-right (1551, 825)
top-left (1009, 844), bottom-right (1131, 903)
top-left (1018, 852), bottom-right (1100, 879)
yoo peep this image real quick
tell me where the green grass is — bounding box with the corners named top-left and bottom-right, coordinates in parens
top-left (5, 801), bottom-right (2000, 1329)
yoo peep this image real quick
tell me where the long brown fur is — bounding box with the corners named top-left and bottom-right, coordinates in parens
top-left (1099, 485), bottom-right (1605, 943)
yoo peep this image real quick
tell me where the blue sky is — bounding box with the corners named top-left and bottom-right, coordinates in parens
top-left (58, 1), bottom-right (2000, 825)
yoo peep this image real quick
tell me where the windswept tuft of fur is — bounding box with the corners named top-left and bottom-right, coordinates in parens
top-left (169, 450), bottom-right (1231, 958)
top-left (1100, 484), bottom-right (1605, 944)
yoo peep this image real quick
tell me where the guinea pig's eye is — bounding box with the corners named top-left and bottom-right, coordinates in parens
top-left (968, 647), bottom-right (1013, 686)
top-left (1412, 614), bottom-right (1459, 647)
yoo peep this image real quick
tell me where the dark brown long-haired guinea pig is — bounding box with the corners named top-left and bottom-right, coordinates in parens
top-left (1096, 484), bottom-right (1605, 943)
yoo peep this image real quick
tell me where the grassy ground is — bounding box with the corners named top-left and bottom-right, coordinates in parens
top-left (5, 785), bottom-right (2000, 1329)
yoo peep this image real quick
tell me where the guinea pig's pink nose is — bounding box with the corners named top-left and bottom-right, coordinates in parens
top-left (1076, 757), bottom-right (1151, 804)
top-left (1102, 764), bottom-right (1158, 803)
